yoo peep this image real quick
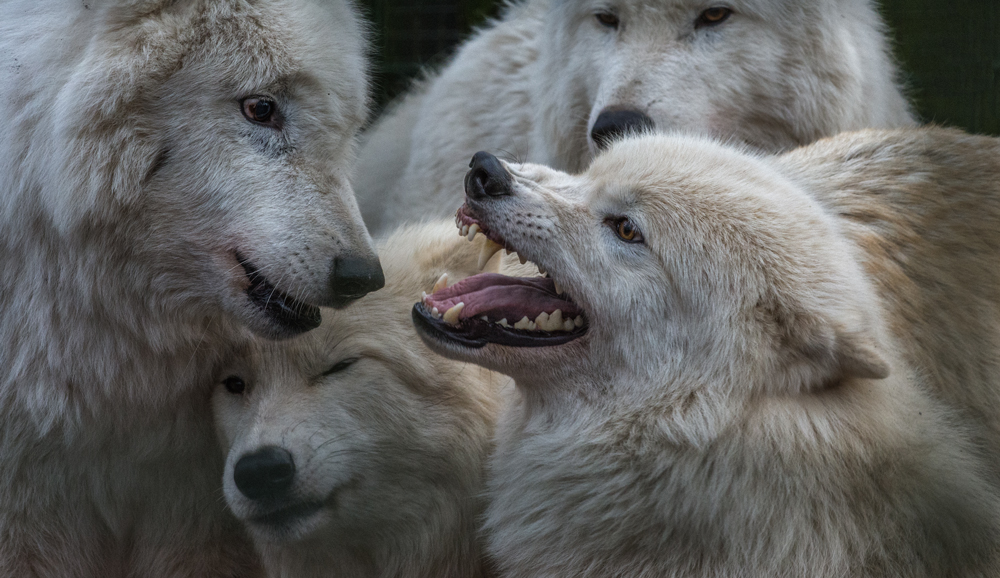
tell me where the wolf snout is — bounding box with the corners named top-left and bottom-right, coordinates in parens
top-left (328, 254), bottom-right (385, 308)
top-left (234, 446), bottom-right (296, 501)
top-left (591, 108), bottom-right (655, 150)
top-left (465, 151), bottom-right (514, 200)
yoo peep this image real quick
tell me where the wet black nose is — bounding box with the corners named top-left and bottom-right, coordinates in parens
top-left (234, 446), bottom-right (296, 501)
top-left (465, 151), bottom-right (513, 200)
top-left (328, 254), bottom-right (385, 308)
top-left (590, 108), bottom-right (656, 150)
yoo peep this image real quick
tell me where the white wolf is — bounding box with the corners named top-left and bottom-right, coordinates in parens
top-left (414, 128), bottom-right (1000, 576)
top-left (213, 221), bottom-right (512, 578)
top-left (0, 1), bottom-right (382, 576)
top-left (354, 0), bottom-right (915, 233)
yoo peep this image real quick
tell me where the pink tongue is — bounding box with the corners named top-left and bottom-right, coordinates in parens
top-left (425, 273), bottom-right (580, 321)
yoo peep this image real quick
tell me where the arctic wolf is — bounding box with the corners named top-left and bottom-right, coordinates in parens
top-left (354, 0), bottom-right (915, 233)
top-left (0, 1), bottom-right (381, 576)
top-left (415, 128), bottom-right (1000, 576)
top-left (213, 221), bottom-right (511, 578)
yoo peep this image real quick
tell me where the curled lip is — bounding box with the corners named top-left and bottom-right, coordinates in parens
top-left (238, 254), bottom-right (321, 334)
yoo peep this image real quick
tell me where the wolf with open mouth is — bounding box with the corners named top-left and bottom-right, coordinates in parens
top-left (414, 128), bottom-right (1000, 576)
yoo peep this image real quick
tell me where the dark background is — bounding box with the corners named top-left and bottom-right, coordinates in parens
top-left (356, 0), bottom-right (999, 136)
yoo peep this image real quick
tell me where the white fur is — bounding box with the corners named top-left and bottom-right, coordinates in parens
top-left (214, 221), bottom-right (514, 578)
top-left (418, 128), bottom-right (1000, 576)
top-left (353, 0), bottom-right (915, 233)
top-left (0, 1), bottom-right (375, 575)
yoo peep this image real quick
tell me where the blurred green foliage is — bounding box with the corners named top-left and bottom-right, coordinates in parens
top-left (357, 0), bottom-right (999, 136)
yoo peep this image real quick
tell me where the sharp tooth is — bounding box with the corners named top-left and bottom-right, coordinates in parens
top-left (480, 315), bottom-right (489, 322)
top-left (432, 273), bottom-right (449, 293)
top-left (431, 307), bottom-right (441, 319)
top-left (549, 309), bottom-right (563, 330)
top-left (527, 320), bottom-right (537, 331)
top-left (443, 302), bottom-right (465, 325)
top-left (421, 291), bottom-right (428, 303)
top-left (518, 254), bottom-right (527, 265)
top-left (467, 224), bottom-right (480, 241)
top-left (563, 318), bottom-right (575, 331)
top-left (537, 264), bottom-right (546, 275)
top-left (534, 311), bottom-right (549, 330)
top-left (552, 279), bottom-right (563, 295)
top-left (498, 318), bottom-right (509, 327)
top-left (477, 239), bottom-right (503, 269)
top-left (574, 315), bottom-right (583, 327)
top-left (514, 316), bottom-right (531, 330)
top-left (504, 248), bottom-right (512, 255)
top-left (461, 224), bottom-right (469, 237)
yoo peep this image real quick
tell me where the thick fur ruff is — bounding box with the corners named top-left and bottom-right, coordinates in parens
top-left (0, 0), bottom-right (374, 576)
top-left (353, 0), bottom-right (915, 233)
top-left (421, 128), bottom-right (1000, 576)
top-left (213, 221), bottom-right (519, 578)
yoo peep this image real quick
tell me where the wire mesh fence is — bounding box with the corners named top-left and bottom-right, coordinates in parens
top-left (356, 0), bottom-right (999, 135)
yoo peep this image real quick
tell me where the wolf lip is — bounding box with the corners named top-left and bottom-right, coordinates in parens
top-left (413, 302), bottom-right (586, 348)
top-left (238, 255), bottom-right (321, 334)
top-left (249, 500), bottom-right (324, 528)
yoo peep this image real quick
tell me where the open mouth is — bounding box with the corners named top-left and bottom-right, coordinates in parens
top-left (249, 500), bottom-right (324, 529)
top-left (238, 255), bottom-right (321, 334)
top-left (412, 205), bottom-right (588, 348)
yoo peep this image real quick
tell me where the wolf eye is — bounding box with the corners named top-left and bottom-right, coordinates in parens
top-left (223, 376), bottom-right (246, 395)
top-left (322, 358), bottom-right (358, 377)
top-left (240, 97), bottom-right (278, 126)
top-left (696, 7), bottom-right (732, 28)
top-left (595, 12), bottom-right (619, 29)
top-left (610, 217), bottom-right (643, 243)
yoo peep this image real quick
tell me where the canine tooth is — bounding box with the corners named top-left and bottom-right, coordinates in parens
top-left (421, 291), bottom-right (428, 303)
top-left (563, 318), bottom-right (575, 331)
top-left (432, 273), bottom-right (449, 293)
top-left (549, 309), bottom-right (563, 330)
top-left (467, 224), bottom-right (480, 241)
top-left (498, 318), bottom-right (509, 327)
top-left (477, 238), bottom-right (503, 269)
top-left (552, 279), bottom-right (563, 295)
top-left (461, 224), bottom-right (469, 237)
top-left (518, 254), bottom-right (527, 265)
top-left (443, 302), bottom-right (465, 325)
top-left (534, 311), bottom-right (549, 330)
top-left (514, 316), bottom-right (531, 330)
top-left (431, 307), bottom-right (441, 319)
top-left (574, 315), bottom-right (583, 327)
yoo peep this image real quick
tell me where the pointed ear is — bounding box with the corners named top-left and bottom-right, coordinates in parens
top-left (757, 293), bottom-right (890, 389)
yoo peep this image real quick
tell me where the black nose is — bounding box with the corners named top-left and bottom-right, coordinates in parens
top-left (328, 254), bottom-right (385, 308)
top-left (234, 446), bottom-right (296, 501)
top-left (590, 108), bottom-right (655, 150)
top-left (465, 151), bottom-right (513, 200)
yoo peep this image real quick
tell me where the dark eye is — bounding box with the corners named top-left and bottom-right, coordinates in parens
top-left (696, 7), bottom-right (732, 28)
top-left (595, 12), bottom-right (619, 29)
top-left (223, 375), bottom-right (246, 395)
top-left (240, 97), bottom-right (278, 126)
top-left (322, 358), bottom-right (358, 377)
top-left (610, 217), bottom-right (643, 243)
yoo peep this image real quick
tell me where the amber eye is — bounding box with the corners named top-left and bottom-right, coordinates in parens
top-left (696, 7), bottom-right (732, 28)
top-left (612, 217), bottom-right (643, 243)
top-left (240, 97), bottom-right (278, 125)
top-left (595, 12), bottom-right (619, 28)
top-left (223, 376), bottom-right (246, 395)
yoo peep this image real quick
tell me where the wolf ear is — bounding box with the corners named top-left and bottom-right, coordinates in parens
top-left (758, 294), bottom-right (890, 389)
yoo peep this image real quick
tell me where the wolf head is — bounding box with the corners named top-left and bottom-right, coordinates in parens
top-left (212, 221), bottom-right (507, 575)
top-left (416, 136), bottom-right (890, 409)
top-left (532, 0), bottom-right (914, 172)
top-left (1, 0), bottom-right (383, 338)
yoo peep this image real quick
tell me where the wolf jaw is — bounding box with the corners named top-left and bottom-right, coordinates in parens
top-left (412, 204), bottom-right (587, 348)
top-left (238, 254), bottom-right (322, 334)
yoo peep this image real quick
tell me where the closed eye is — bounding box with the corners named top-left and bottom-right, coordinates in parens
top-left (322, 357), bottom-right (359, 377)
